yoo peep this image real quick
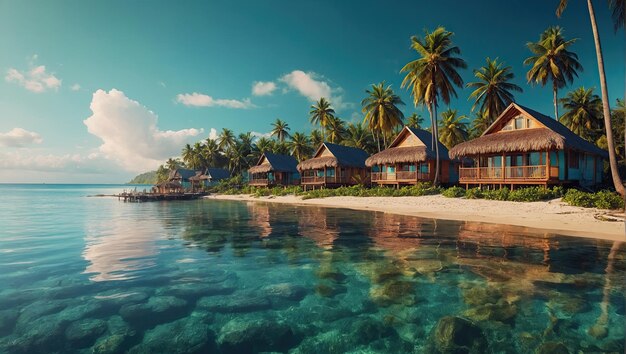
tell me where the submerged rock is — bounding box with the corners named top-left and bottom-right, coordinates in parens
top-left (369, 280), bottom-right (416, 306)
top-left (217, 318), bottom-right (300, 354)
top-left (263, 283), bottom-right (307, 302)
top-left (119, 296), bottom-right (188, 327)
top-left (127, 317), bottom-right (217, 354)
top-left (314, 284), bottom-right (347, 298)
top-left (14, 300), bottom-right (67, 332)
top-left (93, 334), bottom-right (128, 354)
top-left (0, 309), bottom-right (19, 336)
top-left (463, 300), bottom-right (518, 323)
top-left (428, 316), bottom-right (488, 354)
top-left (535, 341), bottom-right (570, 354)
top-left (197, 292), bottom-right (270, 313)
top-left (65, 318), bottom-right (107, 348)
top-left (158, 281), bottom-right (237, 300)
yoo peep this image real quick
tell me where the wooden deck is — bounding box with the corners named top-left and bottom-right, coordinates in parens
top-left (117, 192), bottom-right (207, 202)
top-left (458, 165), bottom-right (560, 186)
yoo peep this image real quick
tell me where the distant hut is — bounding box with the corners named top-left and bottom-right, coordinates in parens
top-left (188, 168), bottom-right (230, 190)
top-left (154, 180), bottom-right (183, 194)
top-left (297, 142), bottom-right (370, 190)
top-left (366, 126), bottom-right (457, 186)
top-left (248, 152), bottom-right (300, 187)
top-left (449, 103), bottom-right (607, 189)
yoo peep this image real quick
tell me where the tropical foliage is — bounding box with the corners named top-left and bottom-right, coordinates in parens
top-left (559, 87), bottom-right (603, 142)
top-left (361, 82), bottom-right (405, 150)
top-left (437, 109), bottom-right (469, 148)
top-left (524, 26), bottom-right (582, 120)
top-left (309, 97), bottom-right (335, 141)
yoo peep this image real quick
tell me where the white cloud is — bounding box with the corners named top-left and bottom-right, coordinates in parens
top-left (176, 92), bottom-right (255, 109)
top-left (70, 83), bottom-right (81, 91)
top-left (5, 59), bottom-right (62, 93)
top-left (278, 70), bottom-right (352, 110)
top-left (279, 70), bottom-right (331, 101)
top-left (84, 89), bottom-right (203, 172)
top-left (252, 81), bottom-right (277, 96)
top-left (0, 128), bottom-right (43, 147)
top-left (208, 128), bottom-right (218, 140)
top-left (251, 131), bottom-right (272, 140)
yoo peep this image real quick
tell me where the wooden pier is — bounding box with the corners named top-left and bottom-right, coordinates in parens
top-left (117, 192), bottom-right (208, 202)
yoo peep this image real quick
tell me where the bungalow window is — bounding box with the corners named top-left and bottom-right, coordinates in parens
top-left (569, 151), bottom-right (580, 169)
top-left (419, 163), bottom-right (429, 173)
top-left (387, 166), bottom-right (395, 173)
top-left (326, 168), bottom-right (335, 177)
top-left (515, 118), bottom-right (525, 130)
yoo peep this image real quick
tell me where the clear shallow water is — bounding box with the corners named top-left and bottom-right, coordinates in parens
top-left (0, 184), bottom-right (624, 353)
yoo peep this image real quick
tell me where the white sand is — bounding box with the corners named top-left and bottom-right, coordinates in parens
top-left (206, 194), bottom-right (625, 241)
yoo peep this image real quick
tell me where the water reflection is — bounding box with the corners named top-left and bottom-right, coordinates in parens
top-left (82, 209), bottom-right (160, 282)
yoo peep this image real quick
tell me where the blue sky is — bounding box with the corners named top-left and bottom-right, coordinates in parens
top-left (0, 0), bottom-right (623, 183)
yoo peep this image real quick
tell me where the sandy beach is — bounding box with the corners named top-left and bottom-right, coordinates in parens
top-left (207, 194), bottom-right (625, 241)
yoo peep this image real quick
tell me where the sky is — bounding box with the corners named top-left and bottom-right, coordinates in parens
top-left (0, 0), bottom-right (624, 183)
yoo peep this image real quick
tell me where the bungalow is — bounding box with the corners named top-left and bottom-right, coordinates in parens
top-left (170, 168), bottom-right (230, 191)
top-left (366, 126), bottom-right (457, 186)
top-left (297, 142), bottom-right (370, 190)
top-left (248, 152), bottom-right (300, 187)
top-left (448, 103), bottom-right (607, 189)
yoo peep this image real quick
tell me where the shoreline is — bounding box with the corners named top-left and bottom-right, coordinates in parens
top-left (206, 194), bottom-right (625, 242)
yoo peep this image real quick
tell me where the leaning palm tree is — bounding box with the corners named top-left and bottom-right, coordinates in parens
top-left (557, 0), bottom-right (625, 196)
top-left (344, 122), bottom-right (376, 154)
top-left (467, 57), bottom-right (523, 124)
top-left (309, 98), bottom-right (335, 141)
top-left (559, 87), bottom-right (603, 142)
top-left (217, 128), bottom-right (236, 152)
top-left (270, 119), bottom-right (291, 142)
top-left (438, 109), bottom-right (469, 148)
top-left (401, 27), bottom-right (467, 185)
top-left (524, 26), bottom-right (582, 120)
top-left (325, 116), bottom-right (347, 144)
top-left (289, 132), bottom-right (312, 162)
top-left (406, 113), bottom-right (424, 130)
top-left (361, 82), bottom-right (405, 151)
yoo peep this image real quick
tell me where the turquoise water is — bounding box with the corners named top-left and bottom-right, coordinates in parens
top-left (0, 184), bottom-right (624, 353)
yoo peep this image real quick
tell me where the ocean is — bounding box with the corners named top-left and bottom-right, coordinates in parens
top-left (0, 184), bottom-right (624, 353)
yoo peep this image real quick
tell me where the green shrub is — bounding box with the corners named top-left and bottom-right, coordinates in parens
top-left (482, 187), bottom-right (510, 201)
top-left (507, 186), bottom-right (556, 202)
top-left (465, 188), bottom-right (483, 199)
top-left (442, 186), bottom-right (465, 198)
top-left (563, 189), bottom-right (624, 209)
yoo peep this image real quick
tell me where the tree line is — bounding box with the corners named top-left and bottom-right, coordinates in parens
top-left (156, 0), bottom-right (624, 194)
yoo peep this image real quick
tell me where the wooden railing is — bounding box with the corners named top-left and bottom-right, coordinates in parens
top-left (301, 176), bottom-right (349, 184)
top-left (459, 165), bottom-right (548, 181)
top-left (371, 171), bottom-right (430, 182)
top-left (249, 178), bottom-right (270, 185)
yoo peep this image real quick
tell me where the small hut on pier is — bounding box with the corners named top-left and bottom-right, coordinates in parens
top-left (170, 168), bottom-right (230, 191)
top-left (248, 152), bottom-right (299, 187)
top-left (449, 103), bottom-right (607, 189)
top-left (297, 142), bottom-right (370, 190)
top-left (154, 181), bottom-right (183, 194)
top-left (366, 126), bottom-right (457, 186)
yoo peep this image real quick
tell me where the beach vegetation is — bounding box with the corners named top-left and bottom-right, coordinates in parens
top-left (563, 189), bottom-right (624, 209)
top-left (442, 186), bottom-right (465, 198)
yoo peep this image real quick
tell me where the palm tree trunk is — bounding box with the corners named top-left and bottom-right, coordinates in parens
top-left (587, 0), bottom-right (625, 197)
top-left (382, 132), bottom-right (387, 150)
top-left (553, 85), bottom-right (559, 120)
top-left (432, 103), bottom-right (440, 187)
top-left (375, 131), bottom-right (381, 152)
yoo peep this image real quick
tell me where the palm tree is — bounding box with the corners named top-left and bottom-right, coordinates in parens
top-left (192, 142), bottom-right (205, 169)
top-left (469, 110), bottom-right (492, 139)
top-left (255, 137), bottom-right (273, 154)
top-left (406, 113), bottom-right (424, 129)
top-left (289, 132), bottom-right (312, 162)
top-left (165, 158), bottom-right (181, 172)
top-left (401, 27), bottom-right (467, 185)
top-left (467, 57), bottom-right (523, 124)
top-left (202, 139), bottom-right (221, 168)
top-left (557, 0), bottom-right (625, 196)
top-left (524, 26), bottom-right (582, 120)
top-left (226, 141), bottom-right (251, 174)
top-left (270, 119), bottom-right (291, 142)
top-left (310, 129), bottom-right (323, 148)
top-left (272, 141), bottom-right (290, 155)
top-left (325, 116), bottom-right (346, 143)
top-left (344, 122), bottom-right (376, 153)
top-left (309, 98), bottom-right (335, 141)
top-left (361, 82), bottom-right (405, 151)
top-left (438, 109), bottom-right (469, 148)
top-left (181, 144), bottom-right (195, 169)
top-left (217, 128), bottom-right (236, 152)
top-left (559, 87), bottom-right (603, 142)
top-left (156, 164), bottom-right (169, 183)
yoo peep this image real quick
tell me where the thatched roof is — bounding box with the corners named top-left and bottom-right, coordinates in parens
top-left (249, 153), bottom-right (298, 174)
top-left (366, 127), bottom-right (450, 166)
top-left (449, 103), bottom-right (608, 159)
top-left (297, 142), bottom-right (369, 171)
top-left (155, 180), bottom-right (182, 188)
top-left (169, 168), bottom-right (198, 181)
